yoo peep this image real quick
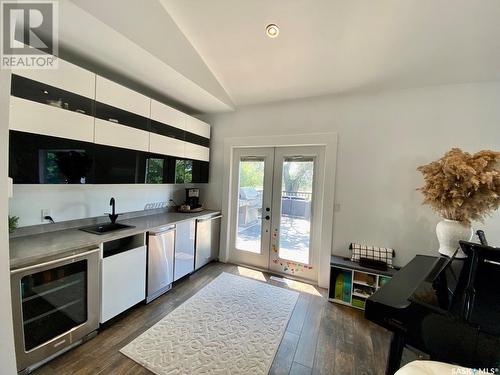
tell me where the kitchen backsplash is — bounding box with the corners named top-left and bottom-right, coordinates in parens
top-left (9, 184), bottom-right (207, 227)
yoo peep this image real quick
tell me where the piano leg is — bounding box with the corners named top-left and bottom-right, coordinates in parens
top-left (386, 332), bottom-right (405, 375)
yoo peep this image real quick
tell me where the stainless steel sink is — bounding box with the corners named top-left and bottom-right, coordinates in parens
top-left (79, 222), bottom-right (135, 235)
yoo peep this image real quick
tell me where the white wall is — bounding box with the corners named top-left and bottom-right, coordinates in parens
top-left (10, 184), bottom-right (207, 227)
top-left (1, 71), bottom-right (18, 373)
top-left (205, 81), bottom-right (500, 268)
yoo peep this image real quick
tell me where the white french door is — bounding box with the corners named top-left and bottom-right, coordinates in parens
top-left (229, 146), bottom-right (324, 282)
top-left (229, 148), bottom-right (274, 270)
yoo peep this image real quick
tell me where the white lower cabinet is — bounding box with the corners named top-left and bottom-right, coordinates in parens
top-left (174, 220), bottom-right (196, 281)
top-left (101, 245), bottom-right (146, 323)
top-left (94, 118), bottom-right (150, 152)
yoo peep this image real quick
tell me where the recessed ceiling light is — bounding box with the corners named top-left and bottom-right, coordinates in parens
top-left (266, 24), bottom-right (279, 38)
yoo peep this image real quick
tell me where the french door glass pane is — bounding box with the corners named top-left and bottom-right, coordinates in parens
top-left (279, 158), bottom-right (314, 264)
top-left (236, 158), bottom-right (264, 253)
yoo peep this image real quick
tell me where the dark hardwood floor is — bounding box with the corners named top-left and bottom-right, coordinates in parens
top-left (33, 262), bottom-right (392, 375)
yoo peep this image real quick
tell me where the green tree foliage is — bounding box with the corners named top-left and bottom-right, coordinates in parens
top-left (146, 158), bottom-right (164, 183)
top-left (239, 161), bottom-right (264, 188)
top-left (239, 159), bottom-right (313, 194)
top-left (282, 161), bottom-right (313, 193)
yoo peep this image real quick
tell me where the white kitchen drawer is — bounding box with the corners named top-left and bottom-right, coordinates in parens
top-left (151, 99), bottom-right (185, 130)
top-left (12, 58), bottom-right (96, 99)
top-left (95, 75), bottom-right (150, 118)
top-left (9, 96), bottom-right (94, 142)
top-left (149, 132), bottom-right (185, 158)
top-left (101, 246), bottom-right (146, 323)
top-left (94, 118), bottom-right (150, 152)
top-left (185, 143), bottom-right (210, 162)
top-left (185, 116), bottom-right (210, 139)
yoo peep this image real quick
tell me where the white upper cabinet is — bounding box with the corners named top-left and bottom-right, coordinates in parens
top-left (12, 59), bottom-right (96, 99)
top-left (9, 97), bottom-right (95, 142)
top-left (185, 116), bottom-right (210, 139)
top-left (150, 133), bottom-right (185, 158)
top-left (151, 99), bottom-right (185, 130)
top-left (184, 143), bottom-right (210, 162)
top-left (95, 75), bottom-right (150, 118)
top-left (94, 118), bottom-right (150, 152)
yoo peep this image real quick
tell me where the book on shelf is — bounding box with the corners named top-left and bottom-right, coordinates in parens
top-left (334, 273), bottom-right (344, 300)
top-left (343, 271), bottom-right (352, 302)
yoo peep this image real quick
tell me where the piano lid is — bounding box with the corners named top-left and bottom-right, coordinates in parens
top-left (410, 241), bottom-right (500, 336)
top-left (409, 255), bottom-right (466, 315)
top-left (367, 255), bottom-right (440, 309)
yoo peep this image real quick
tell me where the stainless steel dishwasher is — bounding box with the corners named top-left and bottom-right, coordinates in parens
top-left (146, 225), bottom-right (176, 303)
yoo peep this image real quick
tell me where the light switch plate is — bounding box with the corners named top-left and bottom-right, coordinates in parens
top-left (7, 177), bottom-right (13, 198)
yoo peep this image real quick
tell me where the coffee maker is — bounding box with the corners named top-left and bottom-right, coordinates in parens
top-left (185, 188), bottom-right (201, 209)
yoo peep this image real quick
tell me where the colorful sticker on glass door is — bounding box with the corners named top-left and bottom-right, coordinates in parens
top-left (272, 259), bottom-right (313, 274)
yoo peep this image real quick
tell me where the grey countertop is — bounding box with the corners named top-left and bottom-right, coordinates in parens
top-left (9, 210), bottom-right (221, 270)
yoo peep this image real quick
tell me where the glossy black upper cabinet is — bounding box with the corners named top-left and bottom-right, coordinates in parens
top-left (11, 75), bottom-right (94, 117)
top-left (9, 130), bottom-right (95, 184)
top-left (9, 131), bottom-right (209, 185)
top-left (144, 153), bottom-right (176, 184)
top-left (184, 131), bottom-right (210, 148)
top-left (150, 120), bottom-right (184, 140)
top-left (192, 160), bottom-right (209, 183)
top-left (94, 102), bottom-right (149, 132)
top-left (167, 158), bottom-right (209, 184)
top-left (93, 145), bottom-right (147, 184)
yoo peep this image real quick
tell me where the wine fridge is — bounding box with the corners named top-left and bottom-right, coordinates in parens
top-left (10, 248), bottom-right (100, 373)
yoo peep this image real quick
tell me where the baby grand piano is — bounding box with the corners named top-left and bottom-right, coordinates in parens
top-left (365, 240), bottom-right (500, 375)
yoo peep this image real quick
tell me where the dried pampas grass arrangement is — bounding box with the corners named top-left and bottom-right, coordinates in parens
top-left (417, 148), bottom-right (500, 224)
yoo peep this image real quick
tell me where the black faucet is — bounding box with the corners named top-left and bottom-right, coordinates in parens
top-left (108, 197), bottom-right (119, 224)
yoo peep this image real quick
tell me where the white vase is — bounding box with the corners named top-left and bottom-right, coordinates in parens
top-left (436, 219), bottom-right (473, 258)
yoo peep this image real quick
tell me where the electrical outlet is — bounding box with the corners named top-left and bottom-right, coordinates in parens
top-left (41, 209), bottom-right (51, 222)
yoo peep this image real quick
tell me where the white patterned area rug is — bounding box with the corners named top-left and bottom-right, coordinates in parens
top-left (120, 272), bottom-right (299, 375)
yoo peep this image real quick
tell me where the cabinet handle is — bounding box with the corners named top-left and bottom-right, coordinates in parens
top-left (108, 118), bottom-right (119, 123)
top-left (75, 109), bottom-right (86, 114)
top-left (150, 225), bottom-right (176, 235)
top-left (197, 215), bottom-right (222, 222)
top-left (10, 248), bottom-right (100, 274)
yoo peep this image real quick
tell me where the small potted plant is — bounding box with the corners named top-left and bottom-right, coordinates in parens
top-left (9, 215), bottom-right (19, 234)
top-left (417, 148), bottom-right (500, 258)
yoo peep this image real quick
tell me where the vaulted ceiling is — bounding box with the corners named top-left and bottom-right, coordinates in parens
top-left (162, 0), bottom-right (500, 106)
top-left (63, 1), bottom-right (500, 113)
